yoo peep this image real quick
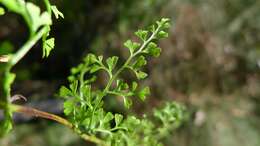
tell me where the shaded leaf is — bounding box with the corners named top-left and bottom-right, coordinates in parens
top-left (144, 42), bottom-right (161, 57)
top-left (84, 54), bottom-right (98, 64)
top-left (133, 55), bottom-right (147, 69)
top-left (0, 41), bottom-right (14, 55)
top-left (59, 86), bottom-right (72, 98)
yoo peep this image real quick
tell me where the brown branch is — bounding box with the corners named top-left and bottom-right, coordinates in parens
top-left (14, 104), bottom-right (73, 128)
top-left (0, 102), bottom-right (106, 146)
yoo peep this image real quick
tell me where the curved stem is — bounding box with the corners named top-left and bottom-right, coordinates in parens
top-left (13, 104), bottom-right (73, 128)
top-left (1, 26), bottom-right (49, 117)
top-left (0, 102), bottom-right (106, 146)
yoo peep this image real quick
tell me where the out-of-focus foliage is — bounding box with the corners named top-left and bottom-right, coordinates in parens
top-left (0, 7), bottom-right (4, 15)
top-left (0, 123), bottom-right (83, 146)
top-left (89, 0), bottom-right (260, 96)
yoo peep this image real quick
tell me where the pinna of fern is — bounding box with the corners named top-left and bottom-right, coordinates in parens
top-left (59, 18), bottom-right (187, 146)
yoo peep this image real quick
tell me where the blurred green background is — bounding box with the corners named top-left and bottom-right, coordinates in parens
top-left (0, 0), bottom-right (260, 145)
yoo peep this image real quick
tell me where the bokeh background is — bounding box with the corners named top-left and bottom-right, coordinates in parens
top-left (1, 0), bottom-right (260, 146)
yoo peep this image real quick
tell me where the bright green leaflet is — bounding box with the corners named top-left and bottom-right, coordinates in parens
top-left (0, 7), bottom-right (5, 15)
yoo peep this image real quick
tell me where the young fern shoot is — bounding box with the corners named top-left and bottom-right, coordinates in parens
top-left (59, 18), bottom-right (186, 146)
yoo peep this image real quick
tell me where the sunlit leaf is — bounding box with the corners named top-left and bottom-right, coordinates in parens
top-left (135, 29), bottom-right (149, 41)
top-left (135, 70), bottom-right (148, 79)
top-left (157, 31), bottom-right (168, 39)
top-left (42, 37), bottom-right (55, 58)
top-left (25, 2), bottom-right (52, 33)
top-left (64, 100), bottom-right (75, 115)
top-left (138, 87), bottom-right (150, 101)
top-left (115, 114), bottom-right (123, 126)
top-left (106, 56), bottom-right (118, 71)
top-left (124, 40), bottom-right (140, 55)
top-left (103, 112), bottom-right (114, 123)
top-left (51, 5), bottom-right (64, 19)
top-left (123, 97), bottom-right (132, 109)
top-left (0, 7), bottom-right (5, 15)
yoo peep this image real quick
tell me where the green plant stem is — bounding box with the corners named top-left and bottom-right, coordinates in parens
top-left (0, 102), bottom-right (106, 145)
top-left (9, 26), bottom-right (49, 66)
top-left (103, 56), bottom-right (132, 92)
top-left (133, 26), bottom-right (160, 57)
top-left (80, 134), bottom-right (107, 146)
top-left (89, 27), bottom-right (161, 128)
top-left (43, 0), bottom-right (52, 14)
top-left (0, 26), bottom-right (50, 134)
top-left (103, 25), bottom-right (161, 93)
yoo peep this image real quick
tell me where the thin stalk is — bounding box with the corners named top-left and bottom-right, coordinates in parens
top-left (43, 0), bottom-right (52, 14)
top-left (14, 104), bottom-right (73, 128)
top-left (103, 56), bottom-right (132, 92)
top-left (103, 25), bottom-right (161, 93)
top-left (80, 133), bottom-right (107, 146)
top-left (9, 26), bottom-right (49, 66)
top-left (133, 26), bottom-right (161, 57)
top-left (1, 26), bottom-right (49, 114)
